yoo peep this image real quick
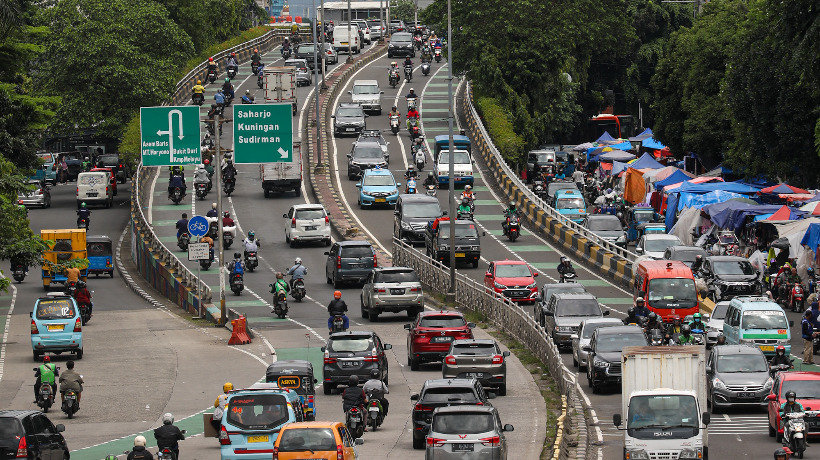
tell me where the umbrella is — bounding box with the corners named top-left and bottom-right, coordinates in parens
top-left (771, 237), bottom-right (791, 250)
top-left (800, 201), bottom-right (820, 215)
top-left (759, 183), bottom-right (810, 195)
top-left (766, 206), bottom-right (797, 221)
top-left (573, 142), bottom-right (593, 151)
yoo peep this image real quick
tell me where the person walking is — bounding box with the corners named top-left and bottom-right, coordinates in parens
top-left (801, 310), bottom-right (818, 364)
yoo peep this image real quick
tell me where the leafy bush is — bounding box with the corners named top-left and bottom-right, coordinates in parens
top-left (474, 94), bottom-right (525, 166)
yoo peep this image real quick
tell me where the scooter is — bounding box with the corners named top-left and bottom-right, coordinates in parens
top-left (421, 59), bottom-right (430, 76)
top-left (434, 48), bottom-right (442, 63)
top-left (78, 301), bottom-right (92, 325)
top-left (61, 389), bottom-right (80, 419)
top-left (390, 114), bottom-right (400, 134)
top-left (223, 228), bottom-right (235, 249)
top-left (230, 272), bottom-right (244, 295)
top-left (272, 290), bottom-right (288, 318)
top-left (331, 314), bottom-right (346, 333)
top-left (251, 61), bottom-right (261, 76)
top-left (170, 187), bottom-right (184, 204)
top-left (407, 97), bottom-right (418, 112)
top-left (404, 65), bottom-right (413, 82)
top-left (414, 148), bottom-right (425, 171)
top-left (192, 93), bottom-right (204, 106)
top-left (223, 177), bottom-right (235, 196)
top-left (648, 328), bottom-right (665, 346)
top-left (244, 251), bottom-right (258, 272)
top-left (504, 215), bottom-right (520, 242)
top-left (291, 279), bottom-right (306, 302)
top-left (367, 395), bottom-right (384, 431)
top-left (206, 68), bottom-right (217, 83)
top-left (770, 362), bottom-right (793, 379)
top-left (64, 281), bottom-right (78, 297)
top-left (457, 210), bottom-right (474, 220)
top-left (389, 71), bottom-right (399, 88)
top-left (346, 406), bottom-right (365, 439)
top-left (257, 74), bottom-right (264, 89)
top-left (560, 269), bottom-right (577, 283)
top-left (282, 47), bottom-right (292, 59)
top-left (199, 249), bottom-right (214, 270)
top-left (156, 431), bottom-right (185, 460)
top-left (790, 283), bottom-right (806, 313)
top-left (195, 182), bottom-right (209, 200)
top-left (226, 66), bottom-right (237, 79)
top-left (783, 410), bottom-right (809, 458)
top-left (33, 368), bottom-right (57, 413)
top-left (77, 217), bottom-right (90, 229)
top-left (425, 183), bottom-right (437, 197)
top-left (406, 179), bottom-right (417, 194)
top-left (12, 264), bottom-right (26, 283)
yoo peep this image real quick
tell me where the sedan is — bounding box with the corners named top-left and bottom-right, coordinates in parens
top-left (356, 168), bottom-right (399, 207)
top-left (17, 179), bottom-right (51, 208)
top-left (426, 406), bottom-right (513, 459)
top-left (442, 339), bottom-right (510, 395)
top-left (333, 103), bottom-right (367, 137)
top-left (360, 267), bottom-right (423, 320)
top-left (283, 58), bottom-right (312, 86)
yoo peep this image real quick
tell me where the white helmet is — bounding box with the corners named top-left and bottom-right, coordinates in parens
top-left (212, 203), bottom-right (217, 209)
top-left (295, 257), bottom-right (302, 265)
top-left (134, 436), bottom-right (147, 447)
top-left (162, 413), bottom-right (174, 425)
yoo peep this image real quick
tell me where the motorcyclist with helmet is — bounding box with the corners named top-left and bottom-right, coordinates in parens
top-left (341, 375), bottom-right (369, 429)
top-left (665, 315), bottom-right (683, 343)
top-left (404, 165), bottom-right (418, 181)
top-left (33, 355), bottom-right (58, 402)
top-left (74, 280), bottom-right (93, 317)
top-left (214, 89), bottom-right (226, 108)
top-left (286, 257), bottom-right (308, 289)
top-left (241, 89), bottom-right (255, 104)
top-left (207, 57), bottom-right (218, 76)
top-left (422, 170), bottom-right (437, 188)
top-left (770, 345), bottom-right (794, 368)
top-left (677, 324), bottom-right (696, 344)
top-left (715, 334), bottom-right (727, 346)
top-left (781, 390), bottom-right (804, 418)
top-left (175, 213), bottom-right (189, 239)
top-left (242, 231), bottom-right (259, 258)
top-left (127, 436), bottom-right (153, 460)
top-left (282, 38), bottom-right (291, 56)
top-left (388, 62), bottom-right (399, 79)
top-left (222, 211), bottom-right (235, 228)
top-left (192, 79), bottom-right (205, 104)
top-left (557, 256), bottom-right (575, 280)
top-left (328, 290), bottom-right (349, 332)
top-left (362, 369), bottom-right (389, 416)
top-left (206, 202), bottom-right (219, 218)
top-left (457, 197), bottom-right (472, 216)
top-left (623, 308), bottom-right (639, 325)
top-left (153, 413), bottom-right (185, 459)
top-left (228, 252), bottom-right (244, 277)
top-left (502, 201), bottom-right (520, 235)
top-left (388, 104), bottom-right (401, 120)
top-left (689, 312), bottom-right (707, 332)
top-left (644, 312), bottom-right (663, 332)
top-left (211, 382), bottom-right (233, 432)
top-left (222, 77), bottom-right (235, 102)
top-left (222, 156), bottom-right (238, 181)
top-left (406, 102), bottom-right (420, 131)
top-left (77, 202), bottom-right (91, 227)
top-left (774, 447), bottom-right (790, 460)
top-left (634, 297), bottom-right (650, 317)
top-left (461, 184), bottom-right (475, 202)
top-left (270, 272), bottom-right (289, 312)
top-left (251, 48), bottom-right (261, 66)
top-left (203, 158), bottom-right (214, 177)
top-left (194, 164), bottom-right (210, 190)
top-left (168, 170), bottom-right (186, 198)
top-left (225, 52), bottom-right (238, 72)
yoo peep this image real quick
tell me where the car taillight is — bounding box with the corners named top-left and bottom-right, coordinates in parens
top-left (373, 254), bottom-right (378, 268)
top-left (74, 318), bottom-right (82, 332)
top-left (480, 436), bottom-right (500, 446)
top-left (325, 215), bottom-right (329, 224)
top-left (427, 437), bottom-right (445, 447)
top-left (307, 395), bottom-right (314, 405)
top-left (291, 218), bottom-right (296, 228)
top-left (219, 425), bottom-right (231, 445)
top-left (324, 350), bottom-right (337, 364)
top-left (337, 444), bottom-right (344, 460)
top-left (273, 446), bottom-right (279, 460)
top-left (445, 355), bottom-right (456, 365)
top-left (106, 186), bottom-right (109, 193)
top-left (409, 287), bottom-right (420, 292)
top-left (363, 348), bottom-right (379, 362)
top-left (375, 288), bottom-right (386, 293)
top-left (15, 436), bottom-right (26, 458)
top-left (119, 164), bottom-right (123, 169)
top-left (31, 320), bottom-right (38, 334)
top-left (414, 403), bottom-right (432, 412)
top-left (492, 354), bottom-right (504, 364)
top-left (337, 256), bottom-right (341, 269)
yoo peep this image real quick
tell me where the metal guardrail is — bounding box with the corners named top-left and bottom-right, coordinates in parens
top-left (465, 82), bottom-right (639, 262)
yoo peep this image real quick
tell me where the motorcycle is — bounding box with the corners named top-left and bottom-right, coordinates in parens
top-left (504, 215), bottom-right (521, 242)
top-left (199, 249), bottom-right (214, 270)
top-left (404, 65), bottom-right (413, 82)
top-left (425, 183), bottom-right (437, 197)
top-left (790, 283), bottom-right (806, 313)
top-left (206, 68), bottom-right (217, 84)
top-left (170, 187), bottom-right (184, 204)
top-left (224, 92), bottom-right (234, 107)
top-left (457, 210), bottom-right (474, 221)
top-left (272, 290), bottom-right (288, 318)
top-left (257, 74), bottom-right (264, 89)
top-left (34, 368), bottom-right (57, 413)
top-left (406, 179), bottom-right (417, 194)
top-left (331, 314), bottom-right (346, 333)
top-left (230, 272), bottom-right (244, 295)
top-left (77, 217), bottom-right (90, 229)
top-left (407, 97), bottom-right (418, 112)
top-left (367, 394), bottom-right (384, 431)
top-left (192, 93), bottom-right (204, 106)
top-left (410, 125), bottom-right (421, 141)
top-left (61, 388), bottom-right (79, 418)
top-left (291, 279), bottom-right (306, 302)
top-left (648, 328), bottom-right (665, 346)
top-left (414, 148), bottom-right (426, 170)
top-left (434, 48), bottom-right (442, 63)
top-left (282, 47), bottom-right (292, 59)
top-left (64, 281), bottom-right (78, 297)
top-left (195, 182), bottom-right (209, 200)
top-left (689, 328), bottom-right (706, 345)
top-left (346, 406), bottom-right (365, 439)
top-left (12, 264), bottom-right (25, 283)
top-left (770, 362), bottom-right (793, 379)
top-left (559, 268), bottom-right (577, 283)
top-left (244, 252), bottom-right (258, 272)
top-left (390, 114), bottom-right (400, 134)
top-left (156, 431), bottom-right (185, 460)
top-left (251, 61), bottom-right (261, 76)
top-left (413, 35), bottom-right (422, 50)
top-left (223, 229), bottom-right (234, 249)
top-left (223, 177), bottom-right (235, 196)
top-left (78, 301), bottom-right (92, 325)
top-left (783, 410), bottom-right (809, 458)
top-left (226, 66), bottom-right (238, 79)
top-left (421, 59), bottom-right (430, 76)
top-left (389, 71), bottom-right (399, 88)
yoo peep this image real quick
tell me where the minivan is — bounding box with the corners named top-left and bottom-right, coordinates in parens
top-left (333, 24), bottom-right (360, 53)
top-left (394, 194), bottom-right (444, 244)
top-left (31, 295), bottom-right (84, 361)
top-left (722, 296), bottom-right (792, 357)
top-left (322, 331), bottom-right (391, 394)
top-left (634, 260), bottom-right (698, 322)
top-left (324, 241), bottom-right (377, 287)
top-left (0, 411), bottom-right (68, 459)
top-left (76, 171), bottom-right (113, 208)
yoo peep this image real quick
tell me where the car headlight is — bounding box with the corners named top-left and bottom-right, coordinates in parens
top-left (389, 43), bottom-right (394, 47)
top-left (764, 377), bottom-right (774, 390)
top-left (679, 448), bottom-right (702, 460)
top-left (493, 282), bottom-right (506, 290)
top-left (389, 189), bottom-right (398, 195)
top-left (626, 449), bottom-right (649, 460)
top-left (362, 190), bottom-right (373, 196)
top-left (527, 282), bottom-right (537, 289)
top-left (556, 326), bottom-right (573, 332)
top-left (712, 377), bottom-right (726, 390)
top-left (593, 357), bottom-right (610, 368)
top-left (400, 221), bottom-right (413, 230)
top-left (616, 236), bottom-right (626, 243)
top-left (439, 245), bottom-right (448, 251)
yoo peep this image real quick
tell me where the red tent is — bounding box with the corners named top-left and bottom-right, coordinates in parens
top-left (766, 206), bottom-right (794, 221)
top-left (759, 183), bottom-right (810, 195)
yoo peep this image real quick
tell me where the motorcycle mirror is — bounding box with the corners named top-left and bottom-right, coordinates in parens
top-left (324, 252), bottom-right (330, 255)
top-left (467, 322), bottom-right (476, 328)
top-left (347, 91), bottom-right (352, 95)
top-left (56, 424), bottom-right (65, 432)
top-left (355, 183), bottom-right (362, 188)
top-left (29, 312), bottom-right (32, 318)
top-left (403, 324), bottom-right (411, 330)
top-left (396, 183), bottom-right (402, 187)
top-left (282, 213), bottom-right (288, 218)
top-left (603, 310), bottom-right (611, 316)
top-left (767, 394), bottom-right (777, 401)
top-left (410, 393), bottom-right (419, 401)
top-left (384, 344), bottom-right (392, 350)
top-left (533, 272), bottom-right (538, 277)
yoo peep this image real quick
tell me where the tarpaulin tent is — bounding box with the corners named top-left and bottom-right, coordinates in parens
top-left (630, 152), bottom-right (664, 170)
top-left (759, 184), bottom-right (810, 195)
top-left (664, 181), bottom-right (760, 230)
top-left (806, 194), bottom-right (820, 204)
top-left (595, 131), bottom-right (615, 143)
top-left (629, 128), bottom-right (653, 142)
top-left (655, 170), bottom-right (705, 190)
top-left (612, 161), bottom-right (629, 176)
top-left (676, 181), bottom-right (759, 194)
top-left (800, 223), bottom-right (820, 251)
top-left (573, 142), bottom-right (594, 151)
top-left (624, 168), bottom-right (646, 204)
top-left (800, 201), bottom-right (820, 215)
top-left (599, 150), bottom-right (636, 162)
top-left (752, 205), bottom-right (806, 222)
top-left (642, 137), bottom-right (667, 150)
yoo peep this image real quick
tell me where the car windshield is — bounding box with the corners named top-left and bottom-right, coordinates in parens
top-left (588, 217), bottom-right (622, 232)
top-left (596, 332), bottom-right (646, 352)
top-left (634, 211), bottom-right (655, 222)
top-left (557, 299), bottom-right (601, 317)
top-left (295, 209), bottom-right (325, 220)
top-left (37, 153), bottom-right (54, 163)
top-left (363, 175), bottom-right (394, 186)
top-left (328, 337), bottom-right (373, 352)
top-left (711, 303), bottom-right (729, 320)
top-left (646, 278), bottom-right (697, 308)
top-left (99, 155), bottom-right (119, 166)
top-left (437, 222), bottom-right (479, 238)
top-left (627, 395), bottom-right (699, 430)
top-left (421, 388), bottom-right (477, 404)
top-left (645, 237), bottom-right (681, 252)
top-left (712, 260), bottom-right (757, 276)
top-left (669, 249), bottom-right (704, 264)
top-left (433, 413), bottom-right (493, 434)
top-left (298, 44), bottom-right (315, 53)
top-left (392, 34), bottom-right (412, 43)
top-left (278, 428), bottom-right (336, 452)
top-left (36, 298), bottom-right (76, 320)
top-left (285, 61), bottom-right (307, 70)
top-left (0, 419), bottom-right (21, 439)
top-left (419, 315), bottom-right (466, 328)
top-left (438, 151), bottom-right (471, 164)
top-left (353, 84), bottom-right (379, 95)
top-left (782, 380), bottom-right (820, 399)
top-left (337, 107), bottom-right (363, 117)
top-left (582, 322), bottom-right (619, 339)
top-left (494, 264), bottom-right (532, 278)
top-left (404, 202), bottom-right (441, 218)
top-left (377, 270), bottom-right (419, 283)
top-left (452, 343), bottom-right (496, 355)
top-left (556, 197), bottom-right (585, 209)
top-left (353, 146), bottom-right (383, 159)
top-left (544, 287), bottom-right (586, 303)
top-left (225, 393), bottom-right (289, 430)
top-left (741, 310), bottom-right (787, 330)
top-left (340, 246), bottom-right (373, 258)
top-left (717, 354), bottom-right (768, 373)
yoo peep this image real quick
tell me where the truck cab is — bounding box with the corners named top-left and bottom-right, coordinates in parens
top-left (634, 260), bottom-right (699, 322)
top-left (435, 149), bottom-right (473, 187)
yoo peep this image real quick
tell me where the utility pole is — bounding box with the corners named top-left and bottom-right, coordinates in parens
top-left (446, 0), bottom-right (455, 301)
top-left (312, 1), bottom-right (321, 165)
top-left (320, 0), bottom-right (327, 89)
top-left (347, 0), bottom-right (352, 62)
top-left (214, 113), bottom-right (226, 325)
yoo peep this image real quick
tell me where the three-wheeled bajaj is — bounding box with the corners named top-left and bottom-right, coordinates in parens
top-left (86, 235), bottom-right (114, 278)
top-left (266, 360), bottom-right (318, 421)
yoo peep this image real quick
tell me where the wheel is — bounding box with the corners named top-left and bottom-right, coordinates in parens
top-left (361, 297), bottom-right (369, 319)
top-left (776, 428), bottom-right (783, 442)
top-left (497, 384), bottom-right (506, 396)
top-left (326, 273), bottom-right (332, 284)
top-left (572, 353), bottom-right (578, 368)
top-left (333, 273), bottom-right (342, 288)
top-left (43, 405), bottom-right (48, 413)
top-left (285, 234), bottom-right (290, 243)
top-left (289, 239), bottom-right (296, 248)
top-left (33, 351), bottom-right (40, 361)
top-left (323, 384), bottom-right (332, 395)
top-left (264, 189), bottom-right (270, 198)
top-left (370, 310), bottom-right (379, 322)
top-left (109, 270), bottom-right (114, 278)
top-left (412, 434), bottom-right (424, 449)
top-left (67, 412), bottom-right (73, 419)
top-left (325, 239), bottom-right (331, 247)
top-left (769, 422), bottom-right (776, 437)
top-left (472, 259), bottom-right (479, 268)
top-left (410, 356), bottom-right (420, 371)
top-left (76, 349), bottom-right (83, 360)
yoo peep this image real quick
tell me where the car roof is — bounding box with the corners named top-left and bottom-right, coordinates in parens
top-left (336, 240), bottom-right (373, 247)
top-left (328, 330), bottom-right (375, 339)
top-left (354, 79), bottom-right (378, 85)
top-left (543, 283), bottom-right (584, 290)
top-left (451, 338), bottom-right (495, 346)
top-left (667, 245), bottom-right (705, 254)
top-left (493, 260), bottom-right (527, 266)
top-left (582, 318), bottom-right (623, 327)
top-left (423, 378), bottom-right (478, 389)
top-left (778, 371), bottom-right (820, 381)
top-left (374, 267), bottom-right (414, 273)
top-left (0, 410), bottom-right (39, 419)
top-left (419, 310), bottom-right (463, 318)
top-left (555, 189), bottom-right (582, 197)
top-left (596, 325), bottom-right (644, 335)
top-left (292, 203), bottom-right (326, 211)
top-left (706, 255), bottom-right (751, 262)
top-left (362, 168), bottom-right (393, 176)
top-left (554, 293), bottom-right (597, 300)
top-left (587, 214), bottom-right (619, 220)
top-left (399, 194), bottom-right (439, 203)
top-left (710, 345), bottom-right (764, 355)
top-left (266, 359), bottom-right (314, 372)
top-left (280, 421), bottom-right (343, 430)
top-left (338, 102), bottom-right (363, 109)
top-left (284, 59), bottom-right (307, 64)
top-left (643, 234), bottom-right (680, 240)
top-left (432, 405), bottom-right (496, 415)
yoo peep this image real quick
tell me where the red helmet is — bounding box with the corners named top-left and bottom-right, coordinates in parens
top-left (209, 57), bottom-right (214, 62)
top-left (231, 52), bottom-right (236, 57)
top-left (776, 345), bottom-right (786, 355)
top-left (43, 356), bottom-right (51, 363)
top-left (253, 48), bottom-right (258, 53)
top-left (204, 159), bottom-right (210, 165)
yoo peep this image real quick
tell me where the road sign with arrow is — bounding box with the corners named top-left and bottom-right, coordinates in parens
top-left (140, 106), bottom-right (201, 166)
top-left (232, 103), bottom-right (294, 164)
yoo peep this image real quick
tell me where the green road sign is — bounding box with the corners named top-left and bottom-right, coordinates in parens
top-left (233, 103), bottom-right (294, 164)
top-left (140, 106), bottom-right (201, 166)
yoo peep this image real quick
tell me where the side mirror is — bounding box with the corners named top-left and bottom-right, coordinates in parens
top-left (635, 247), bottom-right (643, 254)
top-left (383, 344), bottom-right (392, 350)
top-left (767, 394), bottom-right (777, 401)
top-left (354, 438), bottom-right (364, 445)
top-left (324, 251), bottom-right (330, 255)
top-left (396, 182), bottom-right (402, 187)
top-left (347, 90), bottom-right (352, 95)
top-left (582, 345), bottom-right (592, 352)
top-left (404, 324), bottom-right (411, 330)
top-left (331, 115), bottom-right (336, 118)
top-left (410, 394), bottom-right (419, 401)
top-left (570, 334), bottom-right (579, 340)
top-left (613, 414), bottom-right (622, 427)
top-left (442, 211), bottom-right (448, 216)
top-left (347, 154), bottom-right (352, 158)
top-left (29, 312), bottom-right (32, 318)
top-left (467, 322), bottom-right (476, 328)
top-left (282, 213), bottom-right (288, 218)
top-left (702, 412), bottom-right (710, 426)
top-left (365, 114), bottom-right (370, 118)
top-left (502, 351), bottom-right (510, 357)
top-left (380, 90), bottom-right (385, 94)
top-left (503, 424), bottom-right (514, 432)
top-left (603, 310), bottom-right (611, 316)
top-left (394, 210), bottom-right (400, 216)
top-left (321, 346), bottom-right (326, 352)
top-left (487, 392), bottom-right (497, 399)
top-left (56, 424), bottom-right (65, 432)
top-left (533, 272), bottom-right (539, 277)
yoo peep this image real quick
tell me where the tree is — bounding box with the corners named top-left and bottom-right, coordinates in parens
top-left (38, 0), bottom-right (194, 139)
top-left (392, 0), bottom-right (419, 25)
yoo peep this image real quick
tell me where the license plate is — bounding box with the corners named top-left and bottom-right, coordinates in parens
top-left (737, 392), bottom-right (756, 398)
top-left (375, 198), bottom-right (386, 203)
top-left (453, 443), bottom-right (474, 452)
top-left (350, 263), bottom-right (365, 268)
top-left (346, 128), bottom-right (356, 132)
top-left (760, 345), bottom-right (775, 352)
top-left (305, 225), bottom-right (317, 231)
top-left (809, 421), bottom-right (820, 428)
top-left (466, 373), bottom-right (484, 378)
top-left (455, 252), bottom-right (466, 257)
top-left (341, 42), bottom-right (348, 45)
top-left (66, 395), bottom-right (76, 400)
top-left (47, 324), bottom-right (64, 331)
top-left (234, 280), bottom-right (243, 285)
top-left (248, 435), bottom-right (269, 443)
top-left (341, 361), bottom-right (359, 367)
top-left (431, 336), bottom-right (453, 343)
top-left (390, 288), bottom-right (405, 295)
top-left (87, 192), bottom-right (98, 197)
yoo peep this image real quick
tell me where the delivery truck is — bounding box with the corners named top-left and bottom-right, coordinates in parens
top-left (263, 66), bottom-right (297, 115)
top-left (613, 346), bottom-right (710, 460)
top-left (260, 139), bottom-right (302, 197)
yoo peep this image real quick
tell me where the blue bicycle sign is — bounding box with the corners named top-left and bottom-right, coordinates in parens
top-left (188, 215), bottom-right (209, 238)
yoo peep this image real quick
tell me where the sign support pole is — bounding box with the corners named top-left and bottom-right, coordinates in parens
top-left (215, 113), bottom-right (226, 326)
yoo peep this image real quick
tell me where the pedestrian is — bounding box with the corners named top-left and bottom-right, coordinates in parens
top-left (801, 310), bottom-right (818, 364)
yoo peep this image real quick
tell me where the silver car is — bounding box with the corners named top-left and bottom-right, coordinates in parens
top-left (426, 405), bottom-right (513, 459)
top-left (283, 59), bottom-right (312, 86)
top-left (442, 339), bottom-right (510, 396)
top-left (706, 301), bottom-right (729, 346)
top-left (571, 317), bottom-right (623, 370)
top-left (706, 344), bottom-right (772, 410)
top-left (360, 267), bottom-right (424, 320)
top-left (17, 179), bottom-right (51, 208)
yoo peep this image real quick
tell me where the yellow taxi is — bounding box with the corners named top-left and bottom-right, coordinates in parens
top-left (273, 421), bottom-right (363, 460)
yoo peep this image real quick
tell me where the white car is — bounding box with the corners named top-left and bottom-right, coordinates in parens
top-left (435, 149), bottom-right (474, 188)
top-left (283, 204), bottom-right (331, 247)
top-left (706, 301), bottom-right (729, 346)
top-left (349, 79), bottom-right (383, 113)
top-left (571, 317), bottom-right (623, 371)
top-left (635, 234), bottom-right (682, 260)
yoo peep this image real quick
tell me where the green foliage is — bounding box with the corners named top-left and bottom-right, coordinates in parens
top-left (474, 94), bottom-right (525, 165)
top-left (156, 0), bottom-right (268, 54)
top-left (392, 0), bottom-right (419, 24)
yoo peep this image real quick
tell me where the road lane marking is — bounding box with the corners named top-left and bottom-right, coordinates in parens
top-left (0, 281), bottom-right (17, 382)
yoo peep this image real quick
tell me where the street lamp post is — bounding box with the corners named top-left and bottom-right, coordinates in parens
top-left (347, 0), bottom-right (352, 62)
top-left (446, 0), bottom-right (455, 301)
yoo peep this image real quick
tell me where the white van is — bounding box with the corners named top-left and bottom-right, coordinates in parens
top-left (76, 171), bottom-right (113, 208)
top-left (333, 24), bottom-right (361, 54)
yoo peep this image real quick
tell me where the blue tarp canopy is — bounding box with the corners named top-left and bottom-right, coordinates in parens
top-left (587, 142), bottom-right (634, 161)
top-left (596, 131), bottom-right (615, 143)
top-left (599, 150), bottom-right (636, 162)
top-left (709, 204), bottom-right (795, 231)
top-left (800, 223), bottom-right (820, 249)
top-left (630, 152), bottom-right (664, 170)
top-left (629, 128), bottom-right (653, 142)
top-left (612, 161), bottom-right (628, 175)
top-left (655, 170), bottom-right (693, 190)
top-left (676, 181), bottom-right (761, 194)
top-left (642, 137), bottom-right (667, 150)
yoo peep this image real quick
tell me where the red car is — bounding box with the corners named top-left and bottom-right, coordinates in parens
top-left (405, 310), bottom-right (474, 371)
top-left (767, 371), bottom-right (820, 441)
top-left (90, 167), bottom-right (117, 196)
top-left (484, 260), bottom-right (539, 304)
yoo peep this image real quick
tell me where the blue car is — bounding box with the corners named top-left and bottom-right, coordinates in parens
top-left (356, 167), bottom-right (400, 208)
top-left (30, 152), bottom-right (58, 185)
top-left (554, 189), bottom-right (587, 224)
top-left (31, 295), bottom-right (83, 361)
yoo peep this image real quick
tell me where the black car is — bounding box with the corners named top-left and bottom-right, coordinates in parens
top-left (0, 410), bottom-right (68, 458)
top-left (699, 255), bottom-right (762, 301)
top-left (526, 149), bottom-right (556, 182)
top-left (324, 240), bottom-right (377, 287)
top-left (394, 194), bottom-right (444, 244)
top-left (425, 219), bottom-right (482, 268)
top-left (332, 103), bottom-right (367, 137)
top-left (96, 153), bottom-right (128, 183)
top-left (585, 325), bottom-right (647, 393)
top-left (347, 140), bottom-right (387, 180)
top-left (535, 282), bottom-right (586, 327)
top-left (321, 331), bottom-right (391, 395)
top-left (410, 378), bottom-right (494, 449)
top-left (294, 43), bottom-right (323, 72)
top-left (663, 245), bottom-right (708, 269)
top-left (387, 32), bottom-right (415, 58)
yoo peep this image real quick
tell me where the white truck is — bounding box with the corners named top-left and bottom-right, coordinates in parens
top-left (613, 346), bottom-right (710, 460)
top-left (259, 140), bottom-right (302, 197)
top-left (263, 66), bottom-right (297, 116)
top-left (435, 149), bottom-right (474, 188)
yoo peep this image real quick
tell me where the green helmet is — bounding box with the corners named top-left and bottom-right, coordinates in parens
top-left (81, 202), bottom-right (87, 208)
top-left (225, 77), bottom-right (231, 83)
top-left (693, 313), bottom-right (702, 320)
top-left (19, 204), bottom-right (25, 211)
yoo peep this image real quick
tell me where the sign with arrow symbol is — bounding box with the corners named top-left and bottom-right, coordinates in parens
top-left (140, 106), bottom-right (201, 166)
top-left (233, 103), bottom-right (294, 164)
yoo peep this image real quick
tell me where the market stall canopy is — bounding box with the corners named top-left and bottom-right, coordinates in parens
top-left (642, 137), bottom-right (667, 150)
top-left (595, 131), bottom-right (616, 143)
top-left (630, 152), bottom-right (664, 170)
top-left (653, 169), bottom-right (695, 190)
top-left (752, 205), bottom-right (806, 222)
top-left (759, 183), bottom-right (810, 195)
top-left (629, 128), bottom-right (653, 142)
top-left (800, 223), bottom-right (820, 250)
top-left (612, 160), bottom-right (629, 175)
top-left (573, 142), bottom-right (594, 151)
top-left (599, 150), bottom-right (636, 162)
top-left (801, 201), bottom-right (820, 215)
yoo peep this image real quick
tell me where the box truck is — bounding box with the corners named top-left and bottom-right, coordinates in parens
top-left (259, 139), bottom-right (302, 197)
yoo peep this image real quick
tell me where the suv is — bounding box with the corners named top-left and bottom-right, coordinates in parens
top-left (283, 204), bottom-right (331, 247)
top-left (322, 331), bottom-right (392, 395)
top-left (353, 20), bottom-right (371, 44)
top-left (356, 130), bottom-right (390, 160)
top-left (348, 80), bottom-right (383, 113)
top-left (388, 32), bottom-right (415, 58)
top-left (535, 283), bottom-right (586, 327)
top-left (546, 181), bottom-right (578, 208)
top-left (96, 153), bottom-right (128, 183)
top-left (0, 411), bottom-right (68, 459)
top-left (526, 149), bottom-right (556, 182)
top-left (389, 20), bottom-right (405, 33)
top-left (333, 102), bottom-right (367, 137)
top-left (347, 140), bottom-right (387, 180)
top-left (427, 406), bottom-right (513, 459)
top-left (635, 234), bottom-right (682, 259)
top-left (294, 43), bottom-right (324, 71)
top-left (394, 194), bottom-right (444, 244)
top-left (767, 371), bottom-right (820, 441)
top-left (283, 58), bottom-right (312, 86)
top-left (484, 260), bottom-right (539, 303)
top-left (324, 241), bottom-right (377, 287)
top-left (367, 20), bottom-right (383, 39)
top-left (583, 214), bottom-right (626, 247)
top-left (410, 379), bottom-right (494, 449)
top-left (585, 325), bottom-right (647, 393)
top-left (543, 293), bottom-right (609, 347)
top-left (425, 218), bottom-right (481, 267)
top-left (706, 345), bottom-right (771, 410)
top-left (357, 168), bottom-right (399, 208)
top-left (361, 267), bottom-right (423, 320)
top-left (405, 310), bottom-right (475, 371)
top-left (663, 245), bottom-right (708, 269)
top-left (442, 339), bottom-right (510, 395)
top-left (698, 255), bottom-right (762, 301)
